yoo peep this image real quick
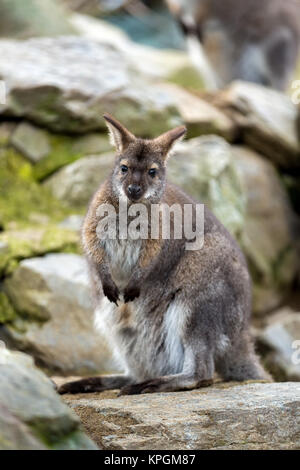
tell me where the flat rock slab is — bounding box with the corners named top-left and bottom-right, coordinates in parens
top-left (62, 382), bottom-right (300, 450)
top-left (0, 37), bottom-right (181, 135)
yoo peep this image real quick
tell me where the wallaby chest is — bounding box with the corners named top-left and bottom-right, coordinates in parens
top-left (103, 238), bottom-right (142, 290)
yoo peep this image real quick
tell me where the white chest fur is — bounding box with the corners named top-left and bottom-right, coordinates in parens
top-left (103, 238), bottom-right (142, 290)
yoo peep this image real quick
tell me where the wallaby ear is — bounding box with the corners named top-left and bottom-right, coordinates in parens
top-left (154, 126), bottom-right (187, 160)
top-left (103, 113), bottom-right (135, 153)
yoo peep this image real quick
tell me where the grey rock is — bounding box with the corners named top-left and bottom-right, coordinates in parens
top-left (62, 382), bottom-right (300, 450)
top-left (160, 83), bottom-right (236, 140)
top-left (11, 122), bottom-right (51, 163)
top-left (233, 146), bottom-right (298, 315)
top-left (215, 81), bottom-right (300, 170)
top-left (0, 0), bottom-right (75, 39)
top-left (71, 133), bottom-right (111, 155)
top-left (0, 37), bottom-right (181, 135)
top-left (258, 308), bottom-right (300, 381)
top-left (44, 152), bottom-right (114, 206)
top-left (0, 346), bottom-right (96, 449)
top-left (3, 254), bottom-right (117, 376)
top-left (168, 135), bottom-right (246, 240)
top-left (71, 13), bottom-right (204, 85)
top-left (0, 122), bottom-right (16, 145)
top-left (59, 215), bottom-right (84, 232)
top-left (0, 404), bottom-right (46, 450)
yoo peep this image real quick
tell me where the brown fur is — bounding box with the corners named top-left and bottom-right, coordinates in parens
top-left (59, 115), bottom-right (271, 396)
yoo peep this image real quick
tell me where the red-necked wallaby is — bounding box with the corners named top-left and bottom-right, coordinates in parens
top-left (59, 115), bottom-right (270, 395)
top-left (166, 0), bottom-right (300, 90)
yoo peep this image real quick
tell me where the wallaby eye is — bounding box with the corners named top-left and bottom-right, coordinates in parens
top-left (121, 165), bottom-right (128, 174)
top-left (149, 168), bottom-right (157, 178)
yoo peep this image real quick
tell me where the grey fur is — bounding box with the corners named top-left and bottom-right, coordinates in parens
top-left (59, 116), bottom-right (271, 396)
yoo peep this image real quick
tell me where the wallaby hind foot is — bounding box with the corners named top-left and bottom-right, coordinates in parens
top-left (58, 375), bottom-right (132, 395)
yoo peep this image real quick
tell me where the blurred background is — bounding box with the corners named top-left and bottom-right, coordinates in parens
top-left (0, 0), bottom-right (300, 388)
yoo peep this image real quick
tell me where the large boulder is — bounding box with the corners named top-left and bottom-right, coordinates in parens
top-left (61, 382), bottom-right (300, 450)
top-left (1, 254), bottom-right (117, 376)
top-left (0, 345), bottom-right (96, 449)
top-left (0, 36), bottom-right (181, 135)
top-left (233, 146), bottom-right (298, 314)
top-left (168, 136), bottom-right (246, 240)
top-left (214, 81), bottom-right (300, 170)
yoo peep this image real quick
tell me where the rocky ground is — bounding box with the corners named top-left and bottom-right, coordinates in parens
top-left (59, 380), bottom-right (300, 450)
top-left (0, 0), bottom-right (299, 450)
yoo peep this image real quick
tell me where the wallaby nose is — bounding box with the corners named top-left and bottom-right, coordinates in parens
top-left (128, 184), bottom-right (141, 198)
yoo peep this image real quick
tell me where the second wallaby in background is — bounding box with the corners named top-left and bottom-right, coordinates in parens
top-left (59, 115), bottom-right (270, 395)
top-left (166, 0), bottom-right (300, 90)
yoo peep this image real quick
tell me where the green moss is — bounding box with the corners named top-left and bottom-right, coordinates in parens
top-left (33, 134), bottom-right (83, 181)
top-left (0, 226), bottom-right (80, 277)
top-left (167, 65), bottom-right (205, 92)
top-left (0, 147), bottom-right (73, 229)
top-left (29, 424), bottom-right (95, 450)
top-left (0, 292), bottom-right (17, 324)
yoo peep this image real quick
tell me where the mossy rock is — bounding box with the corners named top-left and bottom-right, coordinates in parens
top-left (167, 65), bottom-right (206, 92)
top-left (0, 226), bottom-right (80, 277)
top-left (0, 147), bottom-right (75, 229)
top-left (33, 132), bottom-right (111, 181)
top-left (0, 292), bottom-right (17, 324)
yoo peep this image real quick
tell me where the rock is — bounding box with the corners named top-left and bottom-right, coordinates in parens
top-left (215, 81), bottom-right (300, 170)
top-left (11, 122), bottom-right (51, 163)
top-left (71, 133), bottom-right (111, 155)
top-left (0, 292), bottom-right (16, 325)
top-left (257, 308), bottom-right (300, 381)
top-left (0, 404), bottom-right (46, 450)
top-left (0, 226), bottom-right (79, 276)
top-left (159, 83), bottom-right (236, 140)
top-left (2, 254), bottom-right (116, 376)
top-left (0, 122), bottom-right (16, 145)
top-left (59, 215), bottom-right (84, 232)
top-left (0, 37), bottom-right (181, 135)
top-left (0, 0), bottom-right (75, 38)
top-left (0, 345), bottom-right (96, 449)
top-left (71, 13), bottom-right (204, 87)
top-left (61, 382), bottom-right (300, 450)
top-left (0, 147), bottom-right (73, 230)
top-left (44, 152), bottom-right (114, 206)
top-left (168, 136), bottom-right (246, 240)
top-left (233, 146), bottom-right (298, 315)
top-left (63, 0), bottom-right (127, 15)
top-left (0, 240), bottom-right (8, 255)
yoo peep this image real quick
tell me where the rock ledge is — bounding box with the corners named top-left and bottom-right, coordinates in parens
top-left (62, 381), bottom-right (300, 450)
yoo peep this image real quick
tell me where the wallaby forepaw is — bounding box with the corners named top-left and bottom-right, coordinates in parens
top-left (103, 281), bottom-right (120, 305)
top-left (123, 285), bottom-right (140, 303)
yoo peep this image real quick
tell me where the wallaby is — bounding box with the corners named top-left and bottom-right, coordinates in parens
top-left (166, 0), bottom-right (300, 90)
top-left (59, 115), bottom-right (270, 395)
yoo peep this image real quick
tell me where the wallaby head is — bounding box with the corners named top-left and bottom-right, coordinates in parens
top-left (103, 114), bottom-right (186, 204)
